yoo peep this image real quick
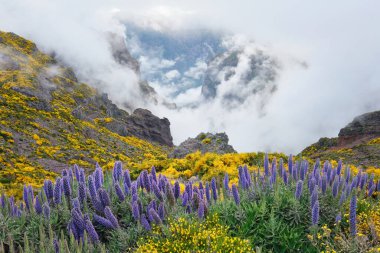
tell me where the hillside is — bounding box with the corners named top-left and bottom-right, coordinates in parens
top-left (301, 110), bottom-right (380, 167)
top-left (0, 31), bottom-right (172, 196)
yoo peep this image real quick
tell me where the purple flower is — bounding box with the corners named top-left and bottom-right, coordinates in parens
top-left (62, 176), bottom-right (71, 197)
top-left (339, 191), bottom-right (346, 206)
top-left (0, 194), bottom-right (5, 209)
top-left (205, 182), bottom-right (211, 203)
top-left (312, 201), bottom-right (319, 226)
top-left (199, 182), bottom-right (204, 190)
top-left (88, 175), bottom-right (97, 200)
top-left (115, 183), bottom-right (125, 202)
top-left (132, 201), bottom-right (140, 221)
top-left (151, 166), bottom-right (157, 183)
top-left (231, 184), bottom-right (240, 205)
top-left (345, 166), bottom-right (351, 184)
top-left (350, 194), bottom-right (357, 236)
top-left (44, 180), bottom-right (54, 200)
top-left (123, 170), bottom-right (131, 189)
top-left (72, 198), bottom-right (80, 209)
top-left (264, 153), bottom-right (269, 177)
top-left (211, 178), bottom-right (218, 202)
top-left (198, 201), bottom-right (205, 219)
top-left (321, 175), bottom-right (327, 194)
top-left (98, 188), bottom-right (110, 207)
top-left (288, 154), bottom-right (293, 175)
top-left (282, 170), bottom-right (288, 185)
top-left (336, 160), bottom-right (342, 175)
top-left (152, 181), bottom-right (163, 201)
top-left (93, 214), bottom-right (115, 229)
top-left (174, 181), bottom-right (180, 200)
top-left (182, 192), bottom-right (188, 207)
top-left (140, 214), bottom-right (151, 231)
top-left (104, 206), bottom-right (119, 228)
top-left (71, 208), bottom-right (85, 231)
top-left (295, 180), bottom-right (303, 200)
top-left (142, 170), bottom-right (151, 192)
top-left (244, 165), bottom-right (251, 187)
top-left (310, 187), bottom-right (318, 210)
top-left (94, 168), bottom-right (103, 190)
top-left (69, 221), bottom-right (80, 241)
top-left (78, 182), bottom-right (86, 204)
top-left (54, 178), bottom-right (62, 205)
top-left (23, 185), bottom-right (31, 211)
top-left (113, 161), bottom-right (123, 182)
top-left (332, 179), bottom-right (339, 197)
top-left (185, 183), bottom-right (193, 200)
top-left (42, 202), bottom-right (50, 219)
top-left (158, 202), bottom-right (165, 220)
top-left (149, 208), bottom-right (162, 225)
top-left (34, 195), bottom-right (42, 214)
top-left (85, 219), bottom-right (99, 243)
top-left (186, 205), bottom-right (192, 214)
top-left (74, 164), bottom-right (80, 182)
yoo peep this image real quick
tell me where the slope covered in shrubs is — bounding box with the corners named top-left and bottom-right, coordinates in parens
top-left (1, 156), bottom-right (380, 252)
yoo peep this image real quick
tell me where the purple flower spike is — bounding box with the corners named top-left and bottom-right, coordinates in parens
top-left (0, 194), bottom-right (5, 209)
top-left (295, 180), bottom-right (303, 200)
top-left (321, 175), bottom-right (327, 194)
top-left (140, 214), bottom-right (151, 231)
top-left (310, 187), bottom-right (318, 209)
top-left (123, 170), bottom-right (132, 189)
top-left (104, 206), bottom-right (119, 228)
top-left (62, 176), bottom-right (71, 197)
top-left (182, 192), bottom-right (188, 207)
top-left (71, 208), bottom-right (85, 231)
top-left (337, 160), bottom-right (342, 175)
top-left (151, 166), bottom-right (157, 183)
top-left (149, 208), bottom-right (162, 225)
top-left (264, 153), bottom-right (269, 177)
top-left (205, 182), bottom-right (211, 203)
top-left (288, 154), bottom-right (293, 175)
top-left (34, 195), bottom-right (42, 214)
top-left (115, 183), bottom-right (125, 202)
top-left (152, 181), bottom-right (163, 201)
top-left (98, 188), bottom-right (110, 207)
top-left (142, 170), bottom-right (151, 192)
top-left (198, 201), bottom-right (205, 219)
top-left (332, 179), bottom-right (339, 197)
top-left (158, 202), bottom-right (165, 220)
top-left (78, 182), bottom-right (86, 203)
top-left (335, 213), bottom-right (342, 223)
top-left (132, 201), bottom-right (140, 221)
top-left (350, 194), bottom-right (357, 236)
top-left (44, 180), bottom-right (54, 200)
top-left (93, 214), bottom-right (115, 229)
top-left (312, 201), bottom-right (319, 226)
top-left (211, 178), bottom-right (218, 202)
top-left (23, 185), bottom-right (30, 211)
top-left (174, 181), bottom-right (180, 200)
top-left (232, 184), bottom-right (240, 205)
top-left (54, 178), bottom-right (62, 205)
top-left (85, 219), bottom-right (99, 243)
top-left (224, 173), bottom-right (230, 191)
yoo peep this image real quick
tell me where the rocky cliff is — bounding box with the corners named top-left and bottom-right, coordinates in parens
top-left (301, 110), bottom-right (380, 167)
top-left (170, 132), bottom-right (236, 158)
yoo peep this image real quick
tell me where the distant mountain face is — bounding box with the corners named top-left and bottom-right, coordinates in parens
top-left (301, 110), bottom-right (380, 167)
top-left (124, 24), bottom-right (279, 110)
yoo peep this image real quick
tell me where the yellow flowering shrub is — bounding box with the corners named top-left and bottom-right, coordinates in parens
top-left (136, 215), bottom-right (254, 253)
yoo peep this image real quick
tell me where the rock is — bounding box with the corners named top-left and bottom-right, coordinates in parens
top-left (338, 111), bottom-right (380, 146)
top-left (170, 132), bottom-right (236, 158)
top-left (125, 109), bottom-right (173, 147)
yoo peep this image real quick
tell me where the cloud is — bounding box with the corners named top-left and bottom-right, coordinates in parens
top-left (0, 0), bottom-right (379, 154)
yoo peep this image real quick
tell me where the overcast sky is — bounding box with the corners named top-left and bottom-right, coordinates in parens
top-left (1, 0), bottom-right (379, 154)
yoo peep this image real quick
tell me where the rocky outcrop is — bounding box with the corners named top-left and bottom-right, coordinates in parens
top-left (338, 111), bottom-right (380, 146)
top-left (170, 132), bottom-right (236, 158)
top-left (301, 110), bottom-right (380, 167)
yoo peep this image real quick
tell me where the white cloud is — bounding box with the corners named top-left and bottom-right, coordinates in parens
top-left (164, 69), bottom-right (180, 80)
